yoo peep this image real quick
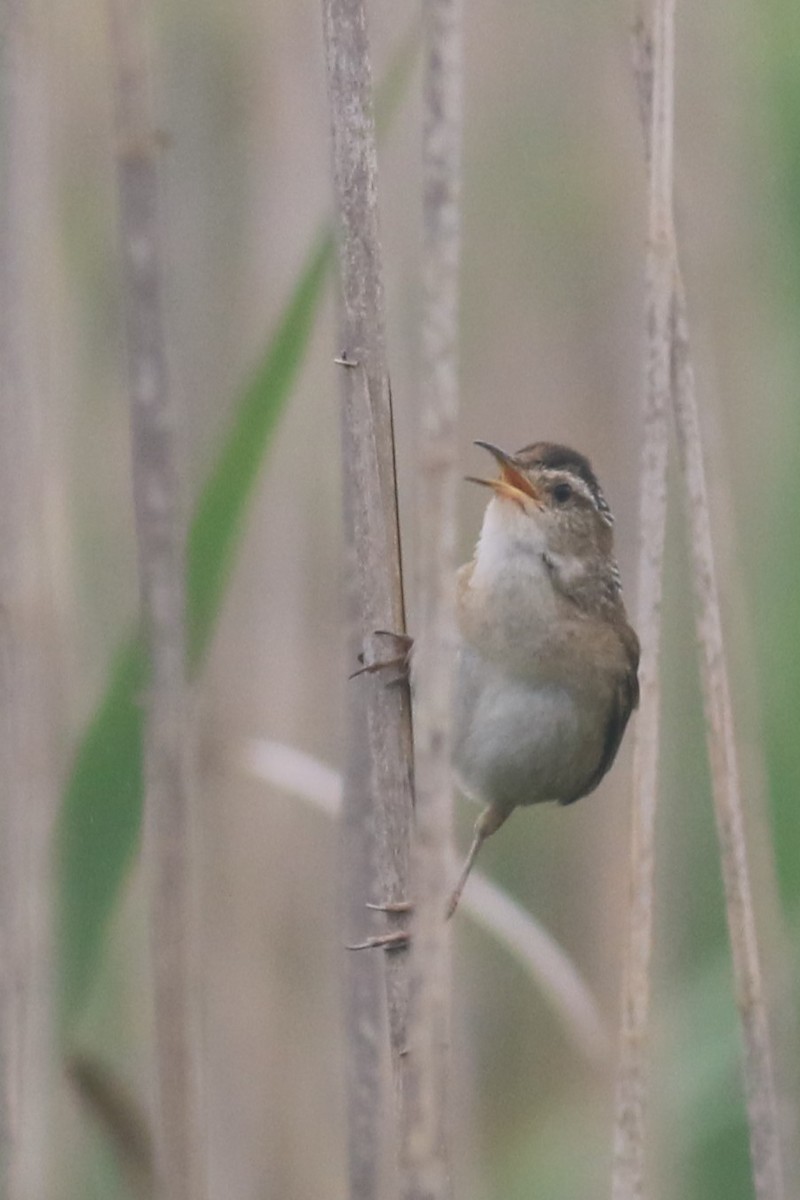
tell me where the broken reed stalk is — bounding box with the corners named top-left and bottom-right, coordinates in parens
top-left (107, 2), bottom-right (203, 1198)
top-left (630, 11), bottom-right (789, 1197)
top-left (400, 0), bottom-right (462, 1196)
top-left (67, 1055), bottom-right (155, 1200)
top-left (321, 0), bottom-right (416, 1155)
top-left (0, 3), bottom-right (53, 1197)
top-left (611, 2), bottom-right (675, 1196)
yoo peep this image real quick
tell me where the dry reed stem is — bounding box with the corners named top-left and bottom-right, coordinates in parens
top-left (321, 0), bottom-right (416, 1151)
top-left (0, 3), bottom-right (26, 1188)
top-left (611, 2), bottom-right (675, 1197)
top-left (107, 2), bottom-right (203, 1197)
top-left (341, 667), bottom-right (388, 1200)
top-left (237, 737), bottom-right (609, 1063)
top-left (670, 285), bottom-right (786, 1199)
top-left (335, 31), bottom-right (422, 1197)
top-left (631, 13), bottom-right (789, 1196)
top-left (399, 0), bottom-right (462, 1196)
top-left (0, 4), bottom-right (53, 1197)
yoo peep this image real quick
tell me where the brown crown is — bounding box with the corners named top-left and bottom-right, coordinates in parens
top-left (513, 441), bottom-right (612, 523)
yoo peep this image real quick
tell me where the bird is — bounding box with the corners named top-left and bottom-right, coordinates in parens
top-left (447, 440), bottom-right (640, 917)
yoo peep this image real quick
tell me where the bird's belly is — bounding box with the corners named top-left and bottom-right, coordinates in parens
top-left (453, 647), bottom-right (602, 812)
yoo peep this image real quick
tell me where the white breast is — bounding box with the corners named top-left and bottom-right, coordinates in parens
top-left (470, 497), bottom-right (548, 590)
top-left (464, 497), bottom-right (561, 673)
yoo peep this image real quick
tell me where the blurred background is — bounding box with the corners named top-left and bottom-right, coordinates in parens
top-left (13, 0), bottom-right (800, 1196)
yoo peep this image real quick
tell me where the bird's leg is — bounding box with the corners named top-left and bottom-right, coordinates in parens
top-left (350, 804), bottom-right (510, 947)
top-left (446, 803), bottom-right (511, 919)
top-left (349, 630), bottom-right (414, 682)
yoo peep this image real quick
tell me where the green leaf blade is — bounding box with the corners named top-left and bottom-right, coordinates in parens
top-left (186, 234), bottom-right (333, 664)
top-left (58, 639), bottom-right (146, 1028)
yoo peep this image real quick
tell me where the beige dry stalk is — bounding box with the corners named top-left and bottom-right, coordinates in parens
top-left (107, 1), bottom-right (204, 1197)
top-left (320, 0), bottom-right (416, 1178)
top-left (400, 0), bottom-right (462, 1196)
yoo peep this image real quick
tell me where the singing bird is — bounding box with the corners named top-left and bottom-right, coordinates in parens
top-left (447, 440), bottom-right (639, 915)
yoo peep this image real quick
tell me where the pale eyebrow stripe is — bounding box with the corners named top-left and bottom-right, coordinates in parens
top-left (536, 467), bottom-right (612, 520)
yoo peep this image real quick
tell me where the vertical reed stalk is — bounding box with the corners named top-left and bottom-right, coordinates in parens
top-left (338, 38), bottom-right (424, 1196)
top-left (320, 0), bottom-right (416, 1164)
top-left (399, 0), bottom-right (462, 1195)
top-left (611, 2), bottom-right (675, 1196)
top-left (0, 5), bottom-right (26, 1188)
top-left (107, 2), bottom-right (203, 1197)
top-left (341, 685), bottom-right (387, 1200)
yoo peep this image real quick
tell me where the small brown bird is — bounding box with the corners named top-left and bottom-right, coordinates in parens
top-left (448, 440), bottom-right (639, 916)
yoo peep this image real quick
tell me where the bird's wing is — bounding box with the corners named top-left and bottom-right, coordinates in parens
top-left (586, 620), bottom-right (640, 793)
top-left (560, 619), bottom-right (640, 804)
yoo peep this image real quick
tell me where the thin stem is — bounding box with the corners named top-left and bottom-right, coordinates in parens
top-left (400, 0), bottom-right (462, 1194)
top-left (320, 0), bottom-right (416, 1160)
top-left (107, 2), bottom-right (203, 1198)
top-left (0, 3), bottom-right (26, 1190)
top-left (612, 2), bottom-right (675, 1197)
top-left (671, 284), bottom-right (787, 1199)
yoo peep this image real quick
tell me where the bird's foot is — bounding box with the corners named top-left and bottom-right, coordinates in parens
top-left (347, 899), bottom-right (414, 951)
top-left (350, 630), bottom-right (413, 682)
top-left (347, 931), bottom-right (409, 951)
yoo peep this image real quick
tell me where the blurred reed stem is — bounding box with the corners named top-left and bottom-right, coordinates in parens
top-left (320, 0), bottom-right (416, 1189)
top-left (611, 2), bottom-right (675, 1196)
top-left (0, 2), bottom-right (54, 1196)
top-left (107, 2), bottom-right (204, 1197)
top-left (399, 0), bottom-right (462, 1195)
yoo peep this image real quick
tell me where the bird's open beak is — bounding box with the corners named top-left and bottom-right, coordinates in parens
top-left (466, 441), bottom-right (541, 508)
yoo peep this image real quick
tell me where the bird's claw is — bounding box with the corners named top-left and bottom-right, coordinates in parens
top-left (348, 897), bottom-right (414, 950)
top-left (349, 630), bottom-right (414, 682)
top-left (347, 931), bottom-right (410, 951)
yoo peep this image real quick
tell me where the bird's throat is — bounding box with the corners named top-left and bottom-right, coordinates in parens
top-left (471, 497), bottom-right (548, 590)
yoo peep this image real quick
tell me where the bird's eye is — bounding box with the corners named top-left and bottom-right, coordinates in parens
top-left (552, 482), bottom-right (573, 504)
